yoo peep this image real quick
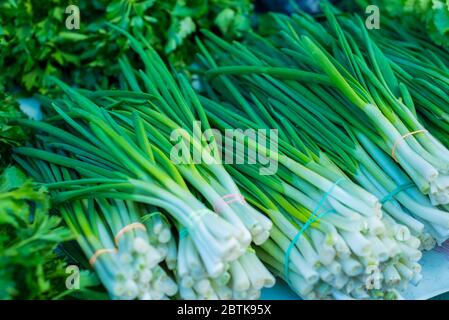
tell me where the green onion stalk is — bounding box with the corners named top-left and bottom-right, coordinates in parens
top-left (141, 211), bottom-right (178, 272)
top-left (14, 156), bottom-right (178, 300)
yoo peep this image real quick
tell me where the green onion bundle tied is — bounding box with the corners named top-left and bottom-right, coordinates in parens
top-left (203, 6), bottom-right (449, 206)
top-left (14, 28), bottom-right (274, 299)
top-left (364, 19), bottom-right (449, 150)
top-left (15, 158), bottom-right (178, 300)
top-left (198, 94), bottom-right (421, 299)
top-left (299, 8), bottom-right (449, 206)
top-left (192, 11), bottom-right (440, 299)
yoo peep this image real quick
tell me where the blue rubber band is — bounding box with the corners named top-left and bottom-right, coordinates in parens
top-left (179, 209), bottom-right (210, 240)
top-left (380, 182), bottom-right (415, 204)
top-left (283, 178), bottom-right (346, 282)
top-left (179, 228), bottom-right (189, 239)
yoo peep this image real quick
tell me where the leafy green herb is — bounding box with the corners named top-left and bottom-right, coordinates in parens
top-left (0, 166), bottom-right (72, 299)
top-left (0, 0), bottom-right (254, 94)
top-left (355, 0), bottom-right (449, 46)
top-left (0, 93), bottom-right (28, 168)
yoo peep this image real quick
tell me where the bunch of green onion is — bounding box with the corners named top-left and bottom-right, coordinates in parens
top-left (198, 6), bottom-right (449, 238)
top-left (13, 30), bottom-right (275, 299)
top-left (299, 8), bottom-right (449, 206)
top-left (203, 5), bottom-right (449, 206)
top-left (198, 27), bottom-right (449, 244)
top-left (190, 10), bottom-right (449, 298)
top-left (362, 18), bottom-right (449, 149)
top-left (15, 156), bottom-right (178, 300)
top-left (198, 93), bottom-right (421, 299)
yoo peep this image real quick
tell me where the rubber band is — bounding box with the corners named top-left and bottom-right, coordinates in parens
top-left (114, 222), bottom-right (147, 246)
top-left (89, 248), bottom-right (117, 267)
top-left (179, 228), bottom-right (189, 239)
top-left (380, 183), bottom-right (415, 204)
top-left (391, 130), bottom-right (427, 162)
top-left (283, 178), bottom-right (346, 282)
top-left (213, 194), bottom-right (246, 213)
top-left (179, 209), bottom-right (211, 239)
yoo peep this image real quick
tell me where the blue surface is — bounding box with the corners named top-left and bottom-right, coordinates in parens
top-left (261, 280), bottom-right (300, 300)
top-left (261, 280), bottom-right (449, 300)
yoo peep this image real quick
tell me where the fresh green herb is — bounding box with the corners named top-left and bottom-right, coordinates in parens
top-left (354, 0), bottom-right (449, 46)
top-left (0, 166), bottom-right (72, 299)
top-left (0, 93), bottom-right (28, 168)
top-left (0, 0), bottom-right (254, 94)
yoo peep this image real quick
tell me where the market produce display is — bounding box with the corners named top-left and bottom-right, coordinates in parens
top-left (2, 0), bottom-right (449, 300)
